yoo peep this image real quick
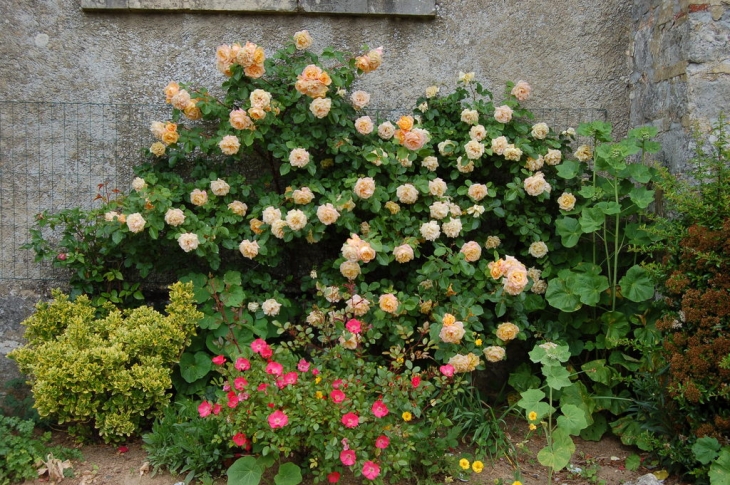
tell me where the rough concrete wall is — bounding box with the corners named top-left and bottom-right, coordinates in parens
top-left (630, 0), bottom-right (730, 172)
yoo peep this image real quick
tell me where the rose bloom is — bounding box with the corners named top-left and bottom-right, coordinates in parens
top-left (485, 235), bottom-right (501, 249)
top-left (289, 148), bottom-right (310, 168)
top-left (491, 136), bottom-right (509, 155)
top-left (532, 279), bottom-right (548, 294)
top-left (488, 259), bottom-right (506, 279)
top-left (425, 85), bottom-right (439, 98)
top-left (262, 206), bottom-right (282, 225)
top-left (464, 139), bottom-right (485, 160)
top-left (177, 232), bottom-right (200, 252)
top-left (288, 187), bottom-right (312, 205)
top-left (358, 243), bottom-right (376, 263)
top-left (219, 135), bottom-right (241, 155)
top-left (345, 294), bottom-right (370, 316)
top-left (316, 203), bottom-right (340, 225)
top-left (426, 201), bottom-right (447, 220)
top-left (420, 220), bottom-right (441, 241)
top-left (126, 213), bottom-right (146, 233)
top-left (494, 105), bottom-right (513, 124)
top-left (161, 124), bottom-right (179, 145)
top-left (448, 353), bottom-right (479, 373)
top-left (250, 218), bottom-right (264, 234)
top-left (339, 332), bottom-right (360, 349)
top-left (396, 184), bottom-right (419, 204)
top-left (341, 234), bottom-right (364, 261)
top-left (295, 64), bottom-right (331, 98)
top-left (354, 116), bottom-right (374, 135)
top-left (459, 71), bottom-right (475, 83)
top-left (484, 346), bottom-right (507, 363)
top-left (523, 172), bottom-right (552, 196)
top-left (379, 293), bottom-right (399, 314)
top-left (402, 128), bottom-right (429, 151)
top-left (248, 107), bottom-right (266, 120)
top-left (340, 260), bottom-right (361, 280)
top-left (354, 177), bottom-right (376, 199)
top-left (350, 90), bottom-right (370, 110)
top-left (377, 121), bottom-right (395, 140)
top-left (164, 81), bottom-right (179, 103)
top-left (131, 177), bottom-right (146, 192)
top-left (496, 322), bottom-right (520, 342)
top-left (384, 201), bottom-right (400, 214)
top-left (511, 80), bottom-right (532, 101)
top-left (525, 155), bottom-right (544, 171)
top-left (460, 241), bottom-right (482, 262)
top-left (460, 108), bottom-right (479, 125)
top-left (438, 139), bottom-right (456, 156)
top-left (544, 149), bottom-right (562, 166)
top-left (457, 157), bottom-right (475, 173)
top-left (171, 89), bottom-right (191, 111)
top-left (209, 178), bottom-right (230, 197)
top-left (439, 321), bottom-right (465, 344)
top-left (340, 450), bottom-right (356, 466)
top-left (393, 243), bottom-right (414, 263)
top-left (229, 109), bottom-right (254, 130)
top-left (362, 461), bottom-right (380, 481)
top-left (262, 299), bottom-right (282, 317)
top-left (249, 89), bottom-right (272, 110)
top-left (105, 211), bottom-right (119, 222)
top-left (165, 208), bottom-right (185, 226)
top-left (575, 144), bottom-right (593, 162)
top-left (529, 241), bottom-right (549, 258)
top-left (558, 192), bottom-right (577, 211)
top-left (422, 155), bottom-right (439, 171)
top-left (293, 29), bottom-right (313, 50)
top-left (228, 200), bottom-right (248, 216)
top-left (531, 122), bottom-right (549, 139)
top-left (442, 217), bottom-right (463, 238)
top-left (467, 204), bottom-right (485, 217)
top-left (150, 142), bottom-right (166, 157)
top-left (504, 267), bottom-right (529, 295)
top-left (271, 219), bottom-right (287, 239)
top-left (309, 98), bottom-right (331, 118)
top-left (428, 178), bottom-right (447, 197)
top-left (268, 410), bottom-right (288, 429)
top-left (467, 183), bottom-right (488, 201)
top-left (239, 239), bottom-right (259, 259)
top-left (286, 209), bottom-right (307, 231)
top-left (184, 100), bottom-right (202, 121)
top-left (466, 123), bottom-right (486, 141)
top-left (503, 145), bottom-right (523, 161)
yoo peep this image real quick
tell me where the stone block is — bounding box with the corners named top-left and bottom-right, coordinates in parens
top-left (299, 0), bottom-right (436, 16)
top-left (184, 0), bottom-right (297, 12)
top-left (81, 0), bottom-right (129, 9)
top-left (129, 0), bottom-right (185, 9)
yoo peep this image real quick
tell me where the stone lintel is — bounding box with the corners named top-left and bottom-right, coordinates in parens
top-left (653, 60), bottom-right (689, 82)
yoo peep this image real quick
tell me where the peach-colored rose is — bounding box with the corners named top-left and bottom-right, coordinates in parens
top-left (262, 298), bottom-right (281, 317)
top-left (449, 353), bottom-right (480, 372)
top-left (354, 116), bottom-right (374, 135)
top-left (504, 267), bottom-right (529, 295)
top-left (250, 218), bottom-right (264, 235)
top-left (485, 236), bottom-right (501, 249)
top-left (469, 124), bottom-right (487, 141)
top-left (229, 109), bottom-right (254, 130)
top-left (171, 89), bottom-right (191, 111)
top-left (244, 62), bottom-right (266, 79)
top-left (544, 149), bottom-right (562, 166)
top-left (271, 219), bottom-right (287, 239)
top-left (420, 221), bottom-right (440, 241)
top-left (511, 80), bottom-right (532, 101)
top-left (126, 213), bottom-right (146, 233)
top-left (491, 136), bottom-right (509, 155)
top-left (402, 128), bottom-right (429, 151)
top-left (339, 332), bottom-right (360, 349)
top-left (531, 122), bottom-right (549, 140)
top-left (293, 30), bottom-right (313, 50)
top-left (467, 204), bottom-right (485, 217)
top-left (292, 187), bottom-right (315, 204)
top-left (359, 243), bottom-right (376, 263)
top-left (464, 139), bottom-right (485, 160)
top-left (458, 71), bottom-right (475, 83)
top-left (190, 189), bottom-right (208, 206)
top-left (262, 206), bottom-right (282, 225)
top-left (430, 201), bottom-right (450, 220)
top-left (239, 239), bottom-right (259, 259)
top-left (210, 178), bottom-right (230, 196)
top-left (574, 145), bottom-right (593, 162)
top-left (396, 115), bottom-right (414, 131)
top-left (529, 241), bottom-right (549, 258)
top-left (523, 172), bottom-right (551, 196)
top-left (165, 208), bottom-right (186, 226)
top-left (558, 192), bottom-right (577, 211)
top-left (184, 100), bottom-right (202, 121)
top-left (248, 107), bottom-right (266, 120)
top-left (131, 177), bottom-right (146, 192)
top-left (525, 156), bottom-right (544, 171)
top-left (177, 232), bottom-right (200, 252)
top-left (531, 279), bottom-right (548, 294)
top-left (396, 184), bottom-right (419, 204)
top-left (393, 244), bottom-right (414, 263)
top-left (161, 130), bottom-right (179, 146)
top-left (219, 135), bottom-right (241, 155)
top-left (425, 85), bottom-right (439, 98)
top-left (503, 145), bottom-right (523, 161)
top-left (377, 121), bottom-right (395, 140)
top-left (340, 260), bottom-right (361, 280)
top-left (439, 321), bottom-right (466, 344)
top-left (379, 293), bottom-right (399, 314)
top-left (295, 64), bottom-right (331, 98)
top-left (460, 109), bottom-right (479, 125)
top-left (341, 234), bottom-right (363, 261)
top-left (164, 81), bottom-right (179, 103)
top-left (460, 241), bottom-right (482, 262)
top-left (286, 209), bottom-right (307, 231)
top-left (350, 90), bottom-right (370, 110)
top-left (316, 204), bottom-right (340, 225)
top-left (467, 183), bottom-right (488, 201)
top-left (422, 156), bottom-right (439, 171)
top-left (105, 211), bottom-right (119, 222)
top-left (441, 218), bottom-right (462, 238)
top-left (428, 178), bottom-right (447, 197)
top-left (438, 139), bottom-right (456, 156)
top-left (228, 200), bottom-right (248, 216)
top-left (488, 259), bottom-right (506, 279)
top-left (494, 105), bottom-right (513, 124)
top-left (354, 47), bottom-right (383, 73)
top-left (496, 322), bottom-right (520, 342)
top-left (250, 89), bottom-right (272, 109)
top-left (289, 148), bottom-right (310, 168)
top-left (309, 98), bottom-right (331, 119)
top-left (484, 346), bottom-right (506, 363)
top-left (323, 286), bottom-right (341, 303)
top-left (354, 177), bottom-right (376, 199)
top-left (150, 142), bottom-right (166, 157)
top-left (346, 294), bottom-right (371, 316)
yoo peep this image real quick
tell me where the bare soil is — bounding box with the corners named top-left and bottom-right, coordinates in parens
top-left (24, 417), bottom-right (691, 485)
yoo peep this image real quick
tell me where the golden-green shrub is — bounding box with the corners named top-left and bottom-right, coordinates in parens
top-left (9, 282), bottom-right (201, 442)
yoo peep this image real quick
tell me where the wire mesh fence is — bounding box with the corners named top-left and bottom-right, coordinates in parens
top-left (0, 102), bottom-right (606, 282)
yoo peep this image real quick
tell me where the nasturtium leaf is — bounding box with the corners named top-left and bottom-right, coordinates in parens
top-left (516, 388), bottom-right (545, 410)
top-left (228, 457), bottom-right (264, 485)
top-left (557, 404), bottom-right (588, 435)
top-left (179, 351), bottom-right (213, 383)
top-left (545, 275), bottom-right (582, 312)
top-left (580, 412), bottom-right (608, 441)
top-left (619, 265), bottom-right (654, 302)
top-left (581, 359), bottom-right (617, 385)
top-left (543, 364), bottom-right (572, 390)
top-left (574, 272), bottom-right (609, 306)
top-left (556, 160), bottom-right (581, 179)
top-left (274, 463), bottom-right (303, 485)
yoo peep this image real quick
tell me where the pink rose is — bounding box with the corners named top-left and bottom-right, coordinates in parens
top-left (375, 435), bottom-right (390, 449)
top-left (198, 401), bottom-right (212, 417)
top-left (212, 355), bottom-right (226, 366)
top-left (345, 318), bottom-right (362, 334)
top-left (341, 412), bottom-right (359, 428)
top-left (340, 450), bottom-right (356, 466)
top-left (439, 364), bottom-right (455, 377)
top-left (267, 410), bottom-right (289, 429)
top-left (265, 361), bottom-right (284, 376)
top-left (362, 461), bottom-right (381, 480)
top-left (371, 400), bottom-right (389, 418)
top-left (330, 389), bottom-right (346, 403)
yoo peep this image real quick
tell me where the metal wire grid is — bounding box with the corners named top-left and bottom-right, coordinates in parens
top-left (0, 103), bottom-right (606, 282)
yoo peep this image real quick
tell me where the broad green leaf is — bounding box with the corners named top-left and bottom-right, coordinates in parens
top-left (575, 272), bottom-right (610, 306)
top-left (619, 265), bottom-right (654, 302)
top-left (223, 271), bottom-right (242, 286)
top-left (529, 343), bottom-right (571, 364)
top-left (623, 163), bottom-right (653, 183)
top-left (228, 457), bottom-right (263, 485)
top-left (693, 437), bottom-right (721, 465)
top-left (595, 201), bottom-right (621, 215)
top-left (220, 286), bottom-right (245, 307)
top-left (610, 416), bottom-right (652, 451)
top-left (602, 311), bottom-right (631, 348)
top-left (629, 187), bottom-right (655, 209)
top-left (274, 463), bottom-right (303, 485)
top-left (581, 359), bottom-right (617, 385)
top-left (579, 208), bottom-right (605, 233)
top-left (578, 186), bottom-right (597, 199)
top-left (537, 428), bottom-right (575, 471)
top-left (580, 413), bottom-right (608, 441)
top-left (508, 363), bottom-right (541, 392)
top-left (555, 217), bottom-right (582, 247)
top-left (709, 448), bottom-right (730, 484)
top-left (516, 388), bottom-right (545, 410)
top-left (543, 364), bottom-right (572, 390)
top-left (557, 404), bottom-right (588, 435)
top-left (546, 275), bottom-right (582, 312)
top-left (624, 454), bottom-right (641, 471)
top-left (179, 351), bottom-right (213, 383)
top-left (556, 160), bottom-right (581, 179)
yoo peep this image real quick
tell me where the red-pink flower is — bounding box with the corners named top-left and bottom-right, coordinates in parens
top-left (340, 449), bottom-right (356, 466)
top-left (375, 435), bottom-right (390, 449)
top-left (332, 379), bottom-right (343, 389)
top-left (212, 403), bottom-right (222, 415)
top-left (283, 371), bottom-right (298, 386)
top-left (312, 368), bottom-right (320, 375)
top-left (411, 375), bottom-right (421, 388)
top-left (371, 400), bottom-right (389, 418)
top-left (362, 461), bottom-right (380, 480)
top-left (345, 318), bottom-right (362, 334)
top-left (232, 432), bottom-right (249, 448)
top-left (227, 391), bottom-right (238, 409)
top-left (251, 338), bottom-right (268, 354)
top-left (198, 401), bottom-right (212, 417)
top-left (258, 383), bottom-right (268, 392)
top-left (341, 412), bottom-right (359, 428)
top-left (260, 346), bottom-right (273, 359)
top-left (268, 410), bottom-right (289, 429)
top-left (297, 359), bottom-right (310, 372)
top-left (330, 389), bottom-right (346, 403)
top-left (266, 361), bottom-right (284, 376)
top-left (235, 357), bottom-right (251, 371)
top-left (327, 471), bottom-right (341, 483)
top-left (234, 377), bottom-right (248, 390)
top-left (212, 355), bottom-right (226, 366)
top-left (439, 364), bottom-right (455, 377)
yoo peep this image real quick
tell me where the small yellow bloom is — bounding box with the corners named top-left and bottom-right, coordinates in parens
top-left (315, 376), bottom-right (322, 384)
top-left (475, 338), bottom-right (482, 346)
top-left (459, 458), bottom-right (470, 470)
top-left (529, 424), bottom-right (537, 431)
top-left (471, 461), bottom-right (484, 473)
top-left (402, 411), bottom-right (413, 422)
top-left (315, 391), bottom-right (323, 399)
top-left (512, 481), bottom-right (523, 485)
top-left (528, 411), bottom-right (537, 421)
top-left (442, 313), bottom-right (456, 326)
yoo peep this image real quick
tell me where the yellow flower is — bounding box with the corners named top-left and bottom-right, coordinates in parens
top-left (529, 424), bottom-right (537, 431)
top-left (459, 458), bottom-right (470, 470)
top-left (528, 411), bottom-right (537, 421)
top-left (475, 338), bottom-right (482, 346)
top-left (402, 411), bottom-right (413, 422)
top-left (471, 461), bottom-right (484, 473)
top-left (512, 481), bottom-right (523, 485)
top-left (315, 376), bottom-right (322, 384)
top-left (442, 313), bottom-right (456, 326)
top-left (315, 391), bottom-right (323, 399)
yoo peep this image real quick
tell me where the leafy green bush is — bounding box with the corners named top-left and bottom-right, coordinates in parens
top-left (0, 415), bottom-right (82, 485)
top-left (8, 282), bottom-right (201, 442)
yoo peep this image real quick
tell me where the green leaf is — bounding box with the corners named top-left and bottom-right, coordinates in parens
top-left (624, 454), bottom-right (641, 471)
top-left (228, 457), bottom-right (264, 485)
top-left (224, 271), bottom-right (242, 286)
top-left (619, 265), bottom-right (654, 302)
top-left (179, 351), bottom-right (213, 383)
top-left (220, 286), bottom-right (245, 307)
top-left (557, 404), bottom-right (589, 435)
top-left (623, 163), bottom-right (653, 183)
top-left (556, 160), bottom-right (581, 179)
top-left (537, 428), bottom-right (575, 471)
top-left (543, 364), bottom-right (572, 390)
top-left (595, 201), bottom-right (621, 215)
top-left (508, 363), bottom-right (541, 392)
top-left (709, 448), bottom-right (730, 484)
top-left (546, 274), bottom-right (582, 312)
top-left (693, 437), bottom-right (721, 465)
top-left (581, 360), bottom-right (617, 386)
top-left (629, 187), bottom-right (655, 209)
top-left (274, 463), bottom-right (303, 485)
top-left (574, 272), bottom-right (610, 306)
top-left (555, 217), bottom-right (582, 247)
top-left (529, 343), bottom-right (571, 364)
top-left (580, 413), bottom-right (608, 441)
top-left (516, 388), bottom-right (546, 410)
top-left (280, 163), bottom-right (291, 176)
top-left (579, 208), bottom-right (605, 233)
top-left (602, 311), bottom-right (631, 348)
